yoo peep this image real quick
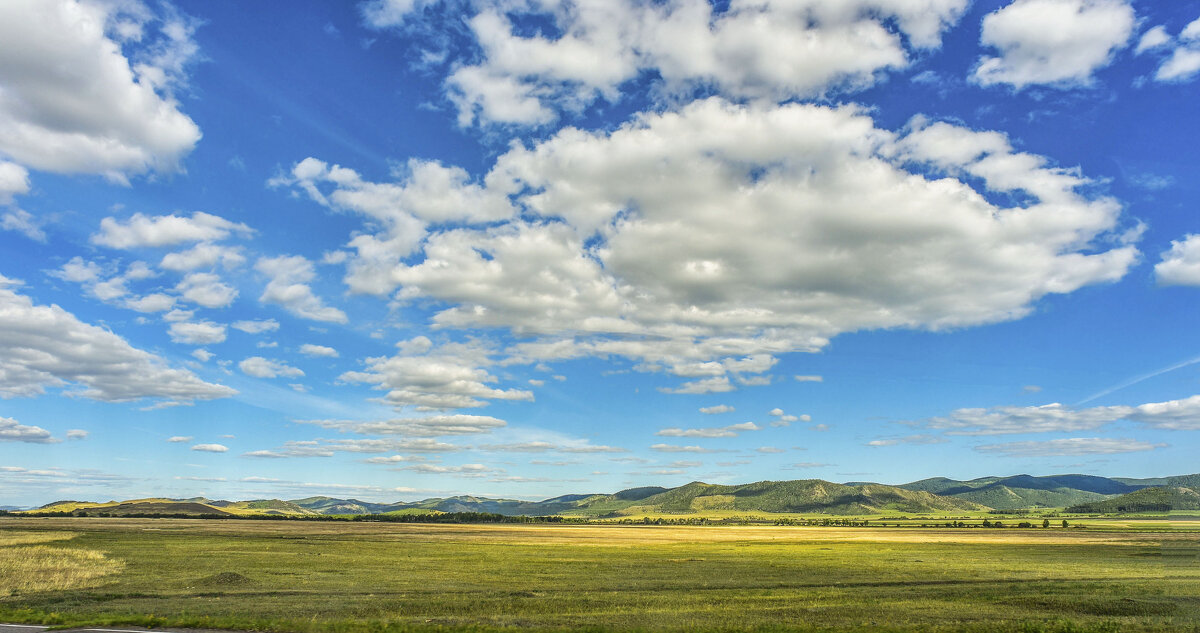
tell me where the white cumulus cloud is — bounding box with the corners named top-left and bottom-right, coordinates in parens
top-left (340, 339), bottom-right (532, 411)
top-left (365, 0), bottom-right (968, 127)
top-left (973, 0), bottom-right (1135, 89)
top-left (255, 255), bottom-right (348, 323)
top-left (1156, 235), bottom-right (1200, 286)
top-left (175, 272), bottom-right (237, 308)
top-left (167, 320), bottom-right (226, 345)
top-left (0, 0), bottom-right (201, 181)
top-left (160, 243), bottom-right (246, 271)
top-left (0, 416), bottom-right (56, 443)
top-left (0, 161), bottom-right (30, 204)
top-left (1142, 16), bottom-right (1200, 82)
top-left (290, 100), bottom-right (1136, 395)
top-left (299, 343), bottom-right (339, 358)
top-left (93, 212), bottom-right (252, 249)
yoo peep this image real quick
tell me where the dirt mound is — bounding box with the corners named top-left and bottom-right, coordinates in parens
top-left (196, 571), bottom-right (253, 586)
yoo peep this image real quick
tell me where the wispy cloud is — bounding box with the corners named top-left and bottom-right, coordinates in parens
top-left (974, 438), bottom-right (1166, 457)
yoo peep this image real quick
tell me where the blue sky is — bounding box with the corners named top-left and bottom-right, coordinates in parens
top-left (2, 0), bottom-right (1200, 506)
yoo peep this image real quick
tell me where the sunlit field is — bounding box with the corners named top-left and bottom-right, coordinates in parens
top-left (0, 530), bottom-right (124, 597)
top-left (1, 517), bottom-right (1197, 632)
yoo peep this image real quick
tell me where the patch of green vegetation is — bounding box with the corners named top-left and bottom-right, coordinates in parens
top-left (1, 517), bottom-right (1198, 632)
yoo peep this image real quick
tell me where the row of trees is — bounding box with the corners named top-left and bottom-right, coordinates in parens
top-left (773, 518), bottom-right (869, 526)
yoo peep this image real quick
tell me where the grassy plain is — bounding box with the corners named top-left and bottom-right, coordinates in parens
top-left (0, 517), bottom-right (1197, 633)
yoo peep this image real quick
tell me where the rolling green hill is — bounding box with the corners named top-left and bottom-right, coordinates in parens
top-left (1114, 474), bottom-right (1200, 489)
top-left (1066, 486), bottom-right (1200, 513)
top-left (898, 474), bottom-right (1147, 510)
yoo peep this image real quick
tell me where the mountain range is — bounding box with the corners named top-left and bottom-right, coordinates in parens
top-left (11, 473), bottom-right (1199, 518)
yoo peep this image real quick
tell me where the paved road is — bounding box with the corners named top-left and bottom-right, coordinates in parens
top-left (0, 626), bottom-right (47, 633)
top-left (1, 625), bottom-right (220, 633)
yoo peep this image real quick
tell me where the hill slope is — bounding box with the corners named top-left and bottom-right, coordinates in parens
top-left (569, 480), bottom-right (988, 516)
top-left (1066, 487), bottom-right (1200, 513)
top-left (76, 501), bottom-right (232, 516)
top-left (899, 474), bottom-right (1147, 510)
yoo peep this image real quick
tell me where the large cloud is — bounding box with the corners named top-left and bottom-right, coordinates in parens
top-left (364, 0), bottom-right (967, 126)
top-left (0, 276), bottom-right (234, 404)
top-left (0, 0), bottom-right (201, 181)
top-left (288, 99), bottom-right (1136, 388)
top-left (973, 0), bottom-right (1135, 89)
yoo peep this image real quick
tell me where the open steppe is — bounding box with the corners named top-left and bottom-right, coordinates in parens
top-left (2, 517), bottom-right (1198, 632)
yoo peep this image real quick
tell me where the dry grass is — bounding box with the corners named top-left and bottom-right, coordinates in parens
top-left (0, 530), bottom-right (76, 546)
top-left (0, 530), bottom-right (123, 596)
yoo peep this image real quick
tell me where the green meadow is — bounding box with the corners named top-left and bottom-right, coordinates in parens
top-left (1, 517), bottom-right (1198, 633)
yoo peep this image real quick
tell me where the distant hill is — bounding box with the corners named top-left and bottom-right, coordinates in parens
top-left (33, 499), bottom-right (118, 512)
top-left (611, 487), bottom-right (668, 500)
top-left (291, 496), bottom-right (401, 515)
top-left (899, 474), bottom-right (1146, 510)
top-left (1066, 487), bottom-right (1200, 513)
top-left (221, 499), bottom-right (318, 516)
top-left (1114, 474), bottom-right (1200, 489)
top-left (69, 500), bottom-right (232, 516)
top-left (568, 480), bottom-right (988, 516)
top-left (15, 474), bottom-right (1200, 518)
top-left (391, 494), bottom-right (599, 516)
